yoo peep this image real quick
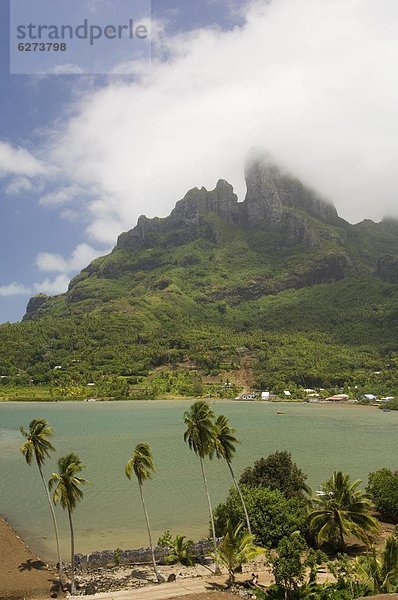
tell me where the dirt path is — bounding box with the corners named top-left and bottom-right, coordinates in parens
top-left (71, 577), bottom-right (234, 600)
top-left (0, 516), bottom-right (59, 599)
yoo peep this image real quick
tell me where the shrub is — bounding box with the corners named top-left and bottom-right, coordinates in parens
top-left (239, 451), bottom-right (310, 499)
top-left (367, 468), bottom-right (398, 522)
top-left (214, 485), bottom-right (307, 548)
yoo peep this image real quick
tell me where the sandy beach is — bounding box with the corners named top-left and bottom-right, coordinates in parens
top-left (0, 516), bottom-right (59, 599)
top-left (0, 515), bottom-right (271, 600)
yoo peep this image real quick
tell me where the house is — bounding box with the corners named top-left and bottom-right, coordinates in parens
top-left (364, 394), bottom-right (377, 401)
top-left (261, 391), bottom-right (270, 400)
top-left (283, 390), bottom-right (291, 397)
top-left (325, 394), bottom-right (349, 402)
top-left (237, 393), bottom-right (257, 401)
top-left (380, 396), bottom-right (394, 403)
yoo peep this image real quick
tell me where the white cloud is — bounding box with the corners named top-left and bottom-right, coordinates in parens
top-left (35, 243), bottom-right (108, 273)
top-left (42, 0), bottom-right (398, 231)
top-left (48, 64), bottom-right (86, 75)
top-left (0, 141), bottom-right (46, 178)
top-left (5, 177), bottom-right (34, 195)
top-left (39, 185), bottom-right (82, 207)
top-left (33, 274), bottom-right (70, 295)
top-left (0, 283), bottom-right (31, 297)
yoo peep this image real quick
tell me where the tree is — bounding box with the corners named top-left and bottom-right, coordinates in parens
top-left (125, 443), bottom-right (163, 583)
top-left (163, 534), bottom-right (195, 567)
top-left (49, 453), bottom-right (87, 595)
top-left (239, 451), bottom-right (310, 499)
top-left (20, 418), bottom-right (63, 581)
top-left (355, 535), bottom-right (398, 594)
top-left (183, 401), bottom-right (219, 556)
top-left (214, 485), bottom-right (307, 548)
top-left (308, 471), bottom-right (379, 552)
top-left (215, 521), bottom-right (263, 585)
top-left (211, 414), bottom-right (252, 534)
top-left (271, 532), bottom-right (307, 600)
top-left (367, 468), bottom-right (398, 522)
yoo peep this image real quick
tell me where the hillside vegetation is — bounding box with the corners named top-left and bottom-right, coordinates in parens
top-left (1, 156), bottom-right (398, 400)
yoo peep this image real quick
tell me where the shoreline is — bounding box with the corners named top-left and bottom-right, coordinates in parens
top-left (0, 514), bottom-right (58, 599)
top-left (0, 396), bottom-right (383, 407)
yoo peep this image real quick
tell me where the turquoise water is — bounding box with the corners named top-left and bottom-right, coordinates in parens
top-left (0, 400), bottom-right (397, 561)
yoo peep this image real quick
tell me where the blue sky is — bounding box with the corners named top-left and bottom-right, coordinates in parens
top-left (1, 0), bottom-right (398, 323)
top-left (0, 0), bottom-right (243, 322)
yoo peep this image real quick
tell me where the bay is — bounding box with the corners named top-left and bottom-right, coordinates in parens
top-left (0, 400), bottom-right (397, 561)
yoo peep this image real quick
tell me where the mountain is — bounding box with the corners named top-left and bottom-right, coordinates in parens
top-left (1, 154), bottom-right (398, 398)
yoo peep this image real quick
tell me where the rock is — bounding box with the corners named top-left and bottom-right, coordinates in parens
top-left (23, 294), bottom-right (49, 320)
top-left (167, 573), bottom-right (176, 582)
top-left (85, 582), bottom-right (97, 595)
top-left (243, 152), bottom-right (340, 229)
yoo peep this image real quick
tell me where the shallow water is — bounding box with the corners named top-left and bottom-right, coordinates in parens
top-left (0, 400), bottom-right (397, 561)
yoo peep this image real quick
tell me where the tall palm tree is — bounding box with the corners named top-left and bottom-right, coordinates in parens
top-left (20, 418), bottom-right (63, 580)
top-left (125, 443), bottom-right (163, 583)
top-left (211, 414), bottom-right (252, 535)
top-left (49, 453), bottom-right (87, 595)
top-left (308, 471), bottom-right (379, 552)
top-left (183, 401), bottom-right (218, 552)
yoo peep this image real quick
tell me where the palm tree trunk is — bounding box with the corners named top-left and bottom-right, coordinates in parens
top-left (200, 456), bottom-right (217, 545)
top-left (336, 514), bottom-right (345, 553)
top-left (227, 460), bottom-right (252, 535)
top-left (67, 508), bottom-right (76, 595)
top-left (138, 481), bottom-right (162, 583)
top-left (37, 463), bottom-right (63, 580)
top-left (199, 457), bottom-right (221, 574)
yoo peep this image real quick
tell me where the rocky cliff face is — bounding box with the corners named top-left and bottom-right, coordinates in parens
top-left (242, 157), bottom-right (340, 228)
top-left (117, 155), bottom-right (343, 252)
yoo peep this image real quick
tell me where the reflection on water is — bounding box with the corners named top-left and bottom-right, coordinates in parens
top-left (0, 400), bottom-right (397, 561)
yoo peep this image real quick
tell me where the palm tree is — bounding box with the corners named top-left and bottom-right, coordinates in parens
top-left (183, 401), bottom-right (219, 553)
top-left (215, 520), bottom-right (263, 585)
top-left (20, 418), bottom-right (63, 580)
top-left (125, 443), bottom-right (163, 583)
top-left (355, 535), bottom-right (398, 594)
top-left (308, 471), bottom-right (379, 552)
top-left (49, 453), bottom-right (87, 595)
top-left (211, 414), bottom-right (252, 535)
top-left (165, 534), bottom-right (195, 567)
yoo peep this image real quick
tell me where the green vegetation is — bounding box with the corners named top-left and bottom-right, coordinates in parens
top-left (307, 471), bottom-right (379, 552)
top-left (158, 533), bottom-right (195, 566)
top-left (183, 400), bottom-right (219, 570)
top-left (355, 535), bottom-right (398, 594)
top-left (125, 442), bottom-right (162, 583)
top-left (269, 532), bottom-right (310, 599)
top-left (211, 414), bottom-right (252, 534)
top-left (49, 453), bottom-right (87, 595)
top-left (214, 485), bottom-right (307, 548)
top-left (19, 419), bottom-right (63, 581)
top-left (239, 451), bottom-right (310, 499)
top-left (214, 520), bottom-right (263, 585)
top-left (1, 187), bottom-right (398, 400)
top-left (367, 468), bottom-right (398, 522)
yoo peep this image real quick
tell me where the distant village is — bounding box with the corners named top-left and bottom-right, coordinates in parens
top-left (234, 389), bottom-right (395, 404)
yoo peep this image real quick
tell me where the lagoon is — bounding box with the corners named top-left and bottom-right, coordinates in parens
top-left (0, 400), bottom-right (397, 561)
